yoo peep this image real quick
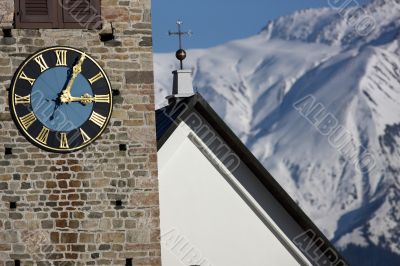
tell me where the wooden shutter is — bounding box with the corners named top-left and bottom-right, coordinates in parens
top-left (61, 0), bottom-right (101, 29)
top-left (16, 0), bottom-right (58, 28)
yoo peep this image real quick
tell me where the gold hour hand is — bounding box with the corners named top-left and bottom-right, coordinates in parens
top-left (67, 93), bottom-right (110, 104)
top-left (69, 93), bottom-right (94, 104)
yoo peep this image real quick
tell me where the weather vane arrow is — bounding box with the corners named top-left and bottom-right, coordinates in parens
top-left (169, 20), bottom-right (192, 70)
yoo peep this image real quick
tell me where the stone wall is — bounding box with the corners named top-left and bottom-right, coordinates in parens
top-left (0, 1), bottom-right (161, 265)
top-left (0, 0), bottom-right (13, 28)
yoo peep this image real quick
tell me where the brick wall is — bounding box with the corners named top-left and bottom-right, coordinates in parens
top-left (0, 1), bottom-right (161, 265)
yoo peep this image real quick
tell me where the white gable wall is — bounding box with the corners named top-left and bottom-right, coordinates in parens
top-left (158, 118), bottom-right (311, 266)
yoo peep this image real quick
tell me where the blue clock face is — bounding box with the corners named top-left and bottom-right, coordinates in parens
top-left (9, 47), bottom-right (113, 153)
top-left (31, 67), bottom-right (94, 132)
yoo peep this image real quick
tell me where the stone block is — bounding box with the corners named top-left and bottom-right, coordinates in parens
top-left (125, 71), bottom-right (154, 84)
top-left (101, 232), bottom-right (125, 243)
top-left (61, 233), bottom-right (78, 243)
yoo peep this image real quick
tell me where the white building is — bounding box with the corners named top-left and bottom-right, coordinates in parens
top-left (156, 69), bottom-right (348, 266)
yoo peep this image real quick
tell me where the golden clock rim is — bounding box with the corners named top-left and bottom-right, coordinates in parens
top-left (9, 46), bottom-right (113, 153)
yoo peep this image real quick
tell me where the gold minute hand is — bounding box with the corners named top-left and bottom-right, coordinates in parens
top-left (66, 53), bottom-right (86, 94)
top-left (63, 93), bottom-right (110, 104)
top-left (60, 53), bottom-right (86, 103)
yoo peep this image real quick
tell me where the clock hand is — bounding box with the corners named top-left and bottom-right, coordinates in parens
top-left (68, 93), bottom-right (94, 104)
top-left (60, 53), bottom-right (86, 103)
top-left (61, 93), bottom-right (110, 104)
top-left (47, 97), bottom-right (61, 121)
top-left (67, 54), bottom-right (86, 94)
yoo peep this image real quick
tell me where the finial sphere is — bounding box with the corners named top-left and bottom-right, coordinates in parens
top-left (176, 49), bottom-right (187, 61)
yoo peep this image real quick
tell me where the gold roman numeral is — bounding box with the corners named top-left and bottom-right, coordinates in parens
top-left (59, 133), bottom-right (69, 149)
top-left (88, 72), bottom-right (104, 84)
top-left (19, 71), bottom-right (36, 86)
top-left (14, 94), bottom-right (30, 105)
top-left (94, 94), bottom-right (110, 103)
top-left (80, 128), bottom-right (91, 143)
top-left (89, 111), bottom-right (106, 127)
top-left (55, 50), bottom-right (68, 66)
top-left (34, 55), bottom-right (49, 72)
top-left (36, 127), bottom-right (50, 144)
top-left (20, 112), bottom-right (36, 130)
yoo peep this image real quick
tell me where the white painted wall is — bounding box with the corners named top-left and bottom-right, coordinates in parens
top-left (158, 121), bottom-right (310, 266)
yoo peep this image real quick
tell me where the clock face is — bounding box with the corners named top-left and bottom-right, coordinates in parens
top-left (9, 46), bottom-right (113, 153)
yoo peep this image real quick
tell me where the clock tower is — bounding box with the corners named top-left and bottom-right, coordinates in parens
top-left (0, 1), bottom-right (160, 265)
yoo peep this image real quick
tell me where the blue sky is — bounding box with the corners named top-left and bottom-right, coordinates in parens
top-left (152, 0), bottom-right (369, 52)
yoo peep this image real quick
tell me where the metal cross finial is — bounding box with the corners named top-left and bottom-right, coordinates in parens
top-left (169, 20), bottom-right (192, 69)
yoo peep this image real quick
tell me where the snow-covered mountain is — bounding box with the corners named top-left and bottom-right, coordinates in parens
top-left (154, 0), bottom-right (400, 265)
